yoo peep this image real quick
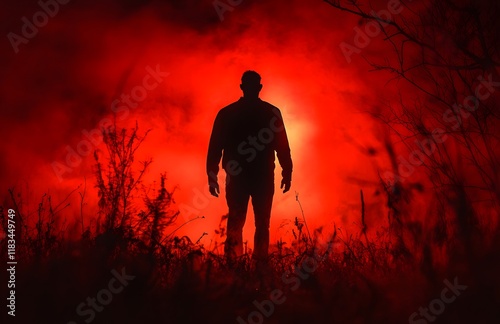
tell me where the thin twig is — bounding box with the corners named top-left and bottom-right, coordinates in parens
top-left (295, 192), bottom-right (313, 245)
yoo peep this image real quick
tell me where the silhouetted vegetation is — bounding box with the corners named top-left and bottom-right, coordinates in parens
top-left (1, 119), bottom-right (499, 324)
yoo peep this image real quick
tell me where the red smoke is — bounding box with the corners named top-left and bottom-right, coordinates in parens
top-left (3, 0), bottom-right (492, 251)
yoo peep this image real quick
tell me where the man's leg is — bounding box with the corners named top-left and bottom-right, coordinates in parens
top-left (251, 176), bottom-right (274, 262)
top-left (225, 175), bottom-right (250, 262)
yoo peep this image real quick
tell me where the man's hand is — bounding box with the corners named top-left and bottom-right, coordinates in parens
top-left (280, 178), bottom-right (291, 193)
top-left (209, 182), bottom-right (220, 197)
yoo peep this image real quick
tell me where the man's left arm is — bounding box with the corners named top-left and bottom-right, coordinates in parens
top-left (273, 109), bottom-right (293, 193)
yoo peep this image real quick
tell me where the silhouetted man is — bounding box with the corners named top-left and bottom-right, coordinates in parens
top-left (207, 70), bottom-right (293, 264)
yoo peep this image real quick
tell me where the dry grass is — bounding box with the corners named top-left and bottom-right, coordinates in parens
top-left (1, 124), bottom-right (499, 323)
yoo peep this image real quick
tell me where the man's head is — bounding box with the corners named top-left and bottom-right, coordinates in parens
top-left (240, 70), bottom-right (262, 98)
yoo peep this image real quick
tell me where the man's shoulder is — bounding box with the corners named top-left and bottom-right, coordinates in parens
top-left (217, 100), bottom-right (241, 114)
top-left (216, 99), bottom-right (281, 116)
top-left (259, 100), bottom-right (280, 111)
top-left (258, 100), bottom-right (283, 118)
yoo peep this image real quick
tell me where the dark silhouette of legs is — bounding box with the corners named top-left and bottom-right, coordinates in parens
top-left (251, 178), bottom-right (274, 262)
top-left (225, 176), bottom-right (249, 261)
top-left (224, 173), bottom-right (274, 264)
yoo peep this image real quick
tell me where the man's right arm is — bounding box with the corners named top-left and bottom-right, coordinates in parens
top-left (206, 110), bottom-right (224, 196)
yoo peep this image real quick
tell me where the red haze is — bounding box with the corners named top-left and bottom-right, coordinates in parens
top-left (3, 0), bottom-right (490, 251)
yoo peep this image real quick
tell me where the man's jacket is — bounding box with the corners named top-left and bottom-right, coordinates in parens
top-left (207, 97), bottom-right (293, 184)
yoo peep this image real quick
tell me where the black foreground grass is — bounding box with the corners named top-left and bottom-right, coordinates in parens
top-left (4, 225), bottom-right (500, 324)
top-left (2, 124), bottom-right (500, 324)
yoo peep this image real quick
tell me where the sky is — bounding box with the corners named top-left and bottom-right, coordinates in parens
top-left (0, 0), bottom-right (427, 247)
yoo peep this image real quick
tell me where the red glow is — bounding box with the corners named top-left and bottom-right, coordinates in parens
top-left (1, 0), bottom-right (498, 255)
